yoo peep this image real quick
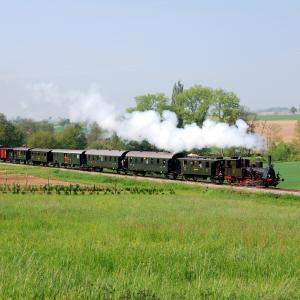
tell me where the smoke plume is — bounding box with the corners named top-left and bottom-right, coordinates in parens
top-left (32, 84), bottom-right (264, 152)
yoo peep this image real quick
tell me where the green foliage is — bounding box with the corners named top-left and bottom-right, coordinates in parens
top-left (0, 113), bottom-right (24, 147)
top-left (268, 142), bottom-right (299, 161)
top-left (210, 89), bottom-right (240, 124)
top-left (172, 85), bottom-right (212, 127)
top-left (171, 80), bottom-right (184, 105)
top-left (127, 93), bottom-right (169, 114)
top-left (56, 124), bottom-right (87, 149)
top-left (290, 106), bottom-right (297, 114)
top-left (27, 131), bottom-right (58, 148)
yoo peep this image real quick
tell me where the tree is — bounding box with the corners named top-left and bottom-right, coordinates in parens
top-left (171, 85), bottom-right (213, 127)
top-left (211, 89), bottom-right (241, 124)
top-left (57, 124), bottom-right (87, 149)
top-left (0, 113), bottom-right (24, 147)
top-left (127, 93), bottom-right (169, 114)
top-left (290, 106), bottom-right (297, 114)
top-left (27, 131), bottom-right (57, 148)
top-left (171, 81), bottom-right (184, 105)
top-left (87, 122), bottom-right (104, 147)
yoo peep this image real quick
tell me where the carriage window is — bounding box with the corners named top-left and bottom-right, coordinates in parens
top-left (150, 158), bottom-right (154, 164)
top-left (205, 162), bottom-right (209, 168)
top-left (183, 160), bottom-right (187, 166)
top-left (140, 158), bottom-right (143, 163)
top-left (146, 158), bottom-right (149, 164)
top-left (199, 162), bottom-right (202, 168)
top-left (163, 160), bottom-right (166, 166)
top-left (190, 161), bottom-right (194, 166)
top-left (129, 157), bottom-right (132, 163)
top-left (157, 159), bottom-right (160, 164)
top-left (227, 161), bottom-right (232, 168)
top-left (135, 158), bottom-right (138, 163)
top-left (236, 160), bottom-right (241, 168)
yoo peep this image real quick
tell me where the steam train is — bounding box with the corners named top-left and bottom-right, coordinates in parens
top-left (0, 147), bottom-right (281, 187)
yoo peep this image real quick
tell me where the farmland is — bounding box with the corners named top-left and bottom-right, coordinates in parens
top-left (0, 164), bottom-right (299, 299)
top-left (250, 114), bottom-right (300, 121)
top-left (253, 120), bottom-right (298, 143)
top-left (275, 161), bottom-right (300, 190)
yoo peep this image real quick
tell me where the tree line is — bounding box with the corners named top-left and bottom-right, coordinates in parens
top-left (0, 81), bottom-right (299, 160)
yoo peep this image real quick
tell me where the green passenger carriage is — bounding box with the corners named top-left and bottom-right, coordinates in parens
top-left (178, 157), bottom-right (225, 183)
top-left (85, 150), bottom-right (128, 171)
top-left (52, 149), bottom-right (86, 167)
top-left (30, 148), bottom-right (53, 165)
top-left (125, 151), bottom-right (184, 177)
top-left (13, 147), bottom-right (31, 163)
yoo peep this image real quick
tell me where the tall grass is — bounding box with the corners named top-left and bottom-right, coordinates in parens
top-left (0, 187), bottom-right (299, 298)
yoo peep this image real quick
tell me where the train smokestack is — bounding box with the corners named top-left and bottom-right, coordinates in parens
top-left (268, 155), bottom-right (272, 167)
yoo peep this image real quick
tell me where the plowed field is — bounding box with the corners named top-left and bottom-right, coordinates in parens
top-left (253, 120), bottom-right (298, 143)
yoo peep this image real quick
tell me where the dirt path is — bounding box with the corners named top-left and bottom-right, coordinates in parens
top-left (0, 174), bottom-right (74, 186)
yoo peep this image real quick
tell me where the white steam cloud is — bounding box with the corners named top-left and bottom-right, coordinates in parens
top-left (32, 84), bottom-right (264, 152)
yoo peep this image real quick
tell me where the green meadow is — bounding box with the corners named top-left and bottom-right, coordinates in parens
top-left (249, 114), bottom-right (300, 121)
top-left (275, 161), bottom-right (300, 190)
top-left (0, 163), bottom-right (299, 299)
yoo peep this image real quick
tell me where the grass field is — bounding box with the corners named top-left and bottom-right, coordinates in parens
top-left (275, 161), bottom-right (300, 190)
top-left (249, 114), bottom-right (300, 121)
top-left (0, 164), bottom-right (299, 299)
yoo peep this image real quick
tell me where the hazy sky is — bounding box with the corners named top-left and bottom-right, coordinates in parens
top-left (0, 0), bottom-right (299, 119)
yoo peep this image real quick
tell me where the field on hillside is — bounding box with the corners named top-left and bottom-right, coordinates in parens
top-left (253, 120), bottom-right (297, 143)
top-left (250, 114), bottom-right (300, 121)
top-left (0, 164), bottom-right (299, 298)
top-left (275, 161), bottom-right (300, 190)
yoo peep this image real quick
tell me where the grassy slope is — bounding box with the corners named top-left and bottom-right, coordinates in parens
top-left (275, 161), bottom-right (300, 190)
top-left (0, 164), bottom-right (299, 299)
top-left (249, 114), bottom-right (300, 121)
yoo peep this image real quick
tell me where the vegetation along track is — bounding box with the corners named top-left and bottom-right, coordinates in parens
top-left (1, 162), bottom-right (299, 197)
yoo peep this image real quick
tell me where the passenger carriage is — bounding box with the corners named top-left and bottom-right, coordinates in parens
top-left (51, 149), bottom-right (86, 168)
top-left (124, 151), bottom-right (184, 178)
top-left (85, 150), bottom-right (128, 172)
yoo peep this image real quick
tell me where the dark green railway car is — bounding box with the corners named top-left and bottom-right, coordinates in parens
top-left (85, 150), bottom-right (128, 171)
top-left (13, 147), bottom-right (31, 163)
top-left (125, 151), bottom-right (184, 177)
top-left (178, 157), bottom-right (225, 182)
top-left (30, 148), bottom-right (53, 165)
top-left (52, 149), bottom-right (86, 167)
top-left (224, 158), bottom-right (250, 182)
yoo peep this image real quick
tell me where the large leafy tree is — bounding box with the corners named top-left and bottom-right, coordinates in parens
top-left (171, 80), bottom-right (184, 105)
top-left (57, 124), bottom-right (87, 149)
top-left (171, 85), bottom-right (213, 127)
top-left (87, 122), bottom-right (104, 147)
top-left (211, 89), bottom-right (241, 124)
top-left (0, 113), bottom-right (24, 147)
top-left (127, 93), bottom-right (169, 114)
top-left (27, 131), bottom-right (57, 148)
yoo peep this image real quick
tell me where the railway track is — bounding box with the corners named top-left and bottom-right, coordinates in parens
top-left (1, 162), bottom-right (298, 197)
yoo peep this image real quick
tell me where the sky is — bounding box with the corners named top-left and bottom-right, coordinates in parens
top-left (0, 0), bottom-right (299, 119)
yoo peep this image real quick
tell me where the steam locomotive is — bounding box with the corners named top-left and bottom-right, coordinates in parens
top-left (0, 147), bottom-right (281, 187)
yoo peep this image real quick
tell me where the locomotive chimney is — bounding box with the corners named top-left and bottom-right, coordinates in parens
top-left (268, 155), bottom-right (272, 167)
